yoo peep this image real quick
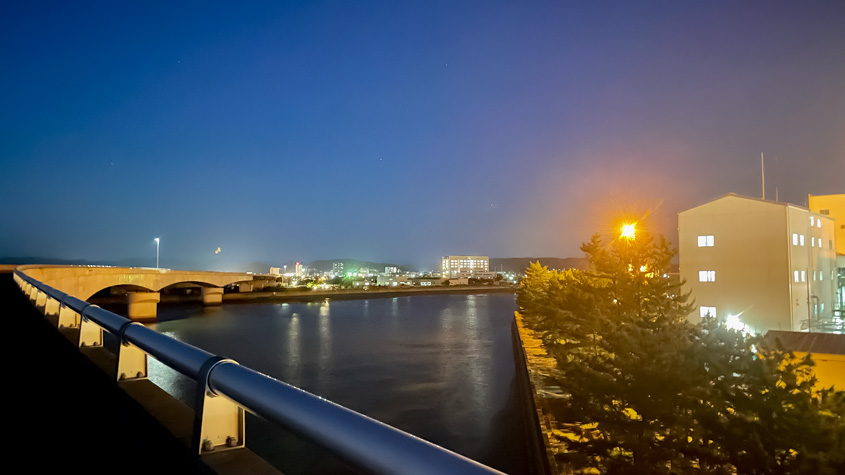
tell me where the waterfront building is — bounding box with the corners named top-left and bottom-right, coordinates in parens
top-left (441, 255), bottom-right (489, 279)
top-left (332, 262), bottom-right (344, 276)
top-left (385, 266), bottom-right (399, 275)
top-left (679, 193), bottom-right (838, 334)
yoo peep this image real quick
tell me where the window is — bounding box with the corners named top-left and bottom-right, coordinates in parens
top-left (810, 217), bottom-right (815, 226)
top-left (819, 271), bottom-right (823, 281)
top-left (699, 306), bottom-right (716, 318)
top-left (801, 270), bottom-right (806, 282)
top-left (697, 235), bottom-right (714, 247)
top-left (794, 271), bottom-right (800, 283)
top-left (817, 220), bottom-right (821, 228)
top-left (820, 209), bottom-right (829, 215)
top-left (792, 233), bottom-right (799, 245)
top-left (811, 237), bottom-right (815, 247)
top-left (799, 235), bottom-right (805, 246)
top-left (699, 270), bottom-right (716, 282)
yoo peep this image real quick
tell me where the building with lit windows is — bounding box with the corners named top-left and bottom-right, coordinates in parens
top-left (808, 193), bottom-right (845, 313)
top-left (679, 193), bottom-right (838, 334)
top-left (441, 255), bottom-right (489, 279)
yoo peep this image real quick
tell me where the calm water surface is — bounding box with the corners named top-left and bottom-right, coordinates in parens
top-left (148, 293), bottom-right (528, 474)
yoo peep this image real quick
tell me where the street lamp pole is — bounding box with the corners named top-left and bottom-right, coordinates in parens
top-left (155, 238), bottom-right (160, 269)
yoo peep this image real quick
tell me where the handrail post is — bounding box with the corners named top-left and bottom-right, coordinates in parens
top-left (57, 296), bottom-right (80, 329)
top-left (115, 322), bottom-right (148, 381)
top-left (78, 305), bottom-right (103, 348)
top-left (193, 356), bottom-right (245, 455)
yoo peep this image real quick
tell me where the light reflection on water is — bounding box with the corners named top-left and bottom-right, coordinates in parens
top-left (149, 293), bottom-right (526, 474)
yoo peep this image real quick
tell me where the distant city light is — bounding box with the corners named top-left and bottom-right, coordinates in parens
top-left (214, 247), bottom-right (221, 254)
top-left (621, 223), bottom-right (636, 239)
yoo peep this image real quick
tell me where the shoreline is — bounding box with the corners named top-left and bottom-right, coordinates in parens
top-left (89, 285), bottom-right (517, 307)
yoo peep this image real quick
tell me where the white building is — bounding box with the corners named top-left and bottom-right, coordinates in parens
top-left (441, 255), bottom-right (489, 279)
top-left (294, 262), bottom-right (303, 277)
top-left (679, 193), bottom-right (838, 334)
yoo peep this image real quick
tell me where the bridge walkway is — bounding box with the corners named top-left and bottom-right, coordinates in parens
top-left (0, 271), bottom-right (275, 474)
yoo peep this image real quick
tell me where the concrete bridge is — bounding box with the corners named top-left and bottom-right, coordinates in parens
top-left (17, 265), bottom-right (254, 321)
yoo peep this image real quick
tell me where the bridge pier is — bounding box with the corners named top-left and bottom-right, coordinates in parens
top-left (201, 287), bottom-right (223, 306)
top-left (127, 292), bottom-right (160, 322)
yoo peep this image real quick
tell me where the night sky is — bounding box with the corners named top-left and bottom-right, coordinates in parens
top-left (1, 1), bottom-right (843, 270)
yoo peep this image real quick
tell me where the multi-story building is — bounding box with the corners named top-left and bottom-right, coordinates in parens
top-left (441, 255), bottom-right (489, 279)
top-left (808, 193), bottom-right (845, 312)
top-left (679, 193), bottom-right (838, 334)
top-left (332, 262), bottom-right (344, 276)
top-left (294, 262), bottom-right (303, 277)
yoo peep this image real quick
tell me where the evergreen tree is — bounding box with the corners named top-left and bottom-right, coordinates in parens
top-left (517, 228), bottom-right (845, 474)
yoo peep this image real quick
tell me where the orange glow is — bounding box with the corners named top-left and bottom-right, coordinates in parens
top-left (621, 223), bottom-right (636, 239)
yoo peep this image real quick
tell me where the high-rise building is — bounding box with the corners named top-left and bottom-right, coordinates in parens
top-left (295, 262), bottom-right (303, 277)
top-left (441, 255), bottom-right (489, 279)
top-left (332, 262), bottom-right (344, 276)
top-left (679, 193), bottom-right (838, 334)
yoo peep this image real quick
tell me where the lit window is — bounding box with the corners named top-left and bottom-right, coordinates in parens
top-left (794, 271), bottom-right (800, 282)
top-left (810, 217), bottom-right (815, 226)
top-left (697, 235), bottom-right (714, 247)
top-left (699, 270), bottom-right (715, 282)
top-left (792, 234), bottom-right (798, 245)
top-left (819, 271), bottom-right (823, 281)
top-left (801, 270), bottom-right (806, 282)
top-left (811, 237), bottom-right (815, 247)
top-left (699, 306), bottom-right (716, 318)
top-left (799, 235), bottom-right (804, 246)
top-left (817, 220), bottom-right (821, 228)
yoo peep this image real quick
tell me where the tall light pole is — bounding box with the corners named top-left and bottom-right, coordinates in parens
top-left (155, 237), bottom-right (160, 269)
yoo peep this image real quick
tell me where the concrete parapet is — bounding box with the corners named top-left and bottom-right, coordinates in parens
top-left (127, 291), bottom-right (161, 322)
top-left (201, 287), bottom-right (224, 306)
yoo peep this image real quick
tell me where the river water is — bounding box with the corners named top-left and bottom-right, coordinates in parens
top-left (147, 293), bottom-right (528, 474)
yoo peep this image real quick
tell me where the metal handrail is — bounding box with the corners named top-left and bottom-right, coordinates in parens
top-left (13, 269), bottom-right (503, 475)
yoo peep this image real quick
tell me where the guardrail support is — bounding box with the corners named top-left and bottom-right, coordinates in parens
top-left (116, 322), bottom-right (148, 381)
top-left (45, 296), bottom-right (61, 317)
top-left (58, 303), bottom-right (80, 329)
top-left (193, 357), bottom-right (245, 455)
top-left (79, 306), bottom-right (103, 348)
top-left (35, 291), bottom-right (48, 312)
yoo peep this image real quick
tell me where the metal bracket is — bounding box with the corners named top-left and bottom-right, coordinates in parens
top-left (192, 356), bottom-right (245, 455)
top-left (115, 322), bottom-right (148, 381)
top-left (78, 304), bottom-right (103, 348)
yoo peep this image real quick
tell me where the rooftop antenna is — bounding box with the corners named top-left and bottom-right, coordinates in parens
top-left (761, 152), bottom-right (765, 200)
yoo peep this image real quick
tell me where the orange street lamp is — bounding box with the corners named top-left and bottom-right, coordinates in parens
top-left (620, 223), bottom-right (636, 240)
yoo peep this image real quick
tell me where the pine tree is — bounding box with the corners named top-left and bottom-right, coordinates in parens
top-left (517, 229), bottom-right (845, 474)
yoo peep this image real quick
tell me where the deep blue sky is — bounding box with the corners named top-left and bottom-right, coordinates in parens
top-left (1, 1), bottom-right (843, 270)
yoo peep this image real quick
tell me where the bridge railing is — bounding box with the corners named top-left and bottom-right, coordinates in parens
top-left (13, 269), bottom-right (503, 475)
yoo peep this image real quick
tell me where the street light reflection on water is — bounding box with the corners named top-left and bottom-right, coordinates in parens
top-left (147, 293), bottom-right (527, 474)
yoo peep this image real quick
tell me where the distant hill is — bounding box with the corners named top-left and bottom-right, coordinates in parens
top-left (490, 257), bottom-right (588, 273)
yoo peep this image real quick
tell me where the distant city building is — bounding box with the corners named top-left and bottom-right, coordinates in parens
top-left (456, 271), bottom-right (498, 280)
top-left (441, 255), bottom-right (489, 279)
top-left (294, 262), bottom-right (303, 277)
top-left (377, 275), bottom-right (410, 286)
top-left (449, 278), bottom-right (469, 286)
top-left (269, 267), bottom-right (281, 276)
top-left (385, 266), bottom-right (399, 275)
top-left (808, 193), bottom-right (845, 310)
top-left (332, 262), bottom-right (344, 275)
top-left (679, 193), bottom-right (838, 334)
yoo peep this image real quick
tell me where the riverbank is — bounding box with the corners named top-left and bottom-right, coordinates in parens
top-left (87, 284), bottom-right (516, 306)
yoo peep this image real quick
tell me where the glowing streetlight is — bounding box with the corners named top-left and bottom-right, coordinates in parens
top-left (154, 237), bottom-right (160, 269)
top-left (620, 223), bottom-right (636, 240)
